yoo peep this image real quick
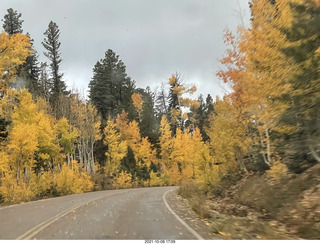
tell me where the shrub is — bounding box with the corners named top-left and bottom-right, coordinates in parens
top-left (0, 174), bottom-right (34, 203)
top-left (113, 171), bottom-right (132, 189)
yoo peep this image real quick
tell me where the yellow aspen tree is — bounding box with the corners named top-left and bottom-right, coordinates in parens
top-left (168, 74), bottom-right (198, 133)
top-left (8, 90), bottom-right (39, 184)
top-left (55, 161), bottom-right (93, 195)
top-left (55, 117), bottom-right (79, 166)
top-left (115, 110), bottom-right (140, 149)
top-left (104, 120), bottom-right (127, 175)
top-left (191, 127), bottom-right (212, 180)
top-left (131, 93), bottom-right (143, 121)
top-left (113, 171), bottom-right (132, 189)
top-left (136, 136), bottom-right (154, 168)
top-left (206, 97), bottom-right (249, 177)
top-left (159, 115), bottom-right (173, 170)
top-left (8, 123), bottom-right (38, 183)
top-left (0, 151), bottom-right (9, 176)
top-left (70, 96), bottom-right (101, 174)
top-left (36, 103), bottom-right (61, 171)
top-left (239, 0), bottom-right (293, 167)
top-left (0, 32), bottom-right (31, 90)
top-left (115, 110), bottom-right (155, 169)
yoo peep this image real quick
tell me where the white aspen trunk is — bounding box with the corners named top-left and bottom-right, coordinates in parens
top-left (17, 154), bottom-right (21, 184)
top-left (24, 167), bottom-right (28, 183)
top-left (258, 128), bottom-right (272, 167)
top-left (67, 153), bottom-right (71, 166)
top-left (265, 127), bottom-right (273, 166)
top-left (83, 141), bottom-right (88, 172)
top-left (235, 147), bottom-right (247, 172)
top-left (91, 142), bottom-right (95, 174)
top-left (78, 143), bottom-right (83, 167)
top-left (310, 144), bottom-right (320, 163)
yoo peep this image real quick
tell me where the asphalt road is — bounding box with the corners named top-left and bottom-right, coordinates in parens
top-left (0, 186), bottom-right (203, 240)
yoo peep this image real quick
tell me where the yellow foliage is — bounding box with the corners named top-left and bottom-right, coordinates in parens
top-left (145, 171), bottom-right (164, 187)
top-left (0, 32), bottom-right (31, 87)
top-left (55, 117), bottom-right (78, 154)
top-left (31, 171), bottom-right (55, 196)
top-left (8, 123), bottom-right (39, 171)
top-left (131, 93), bottom-right (143, 111)
top-left (169, 75), bottom-right (176, 85)
top-left (136, 137), bottom-right (152, 166)
top-left (113, 171), bottom-right (132, 189)
top-left (115, 112), bottom-right (140, 148)
top-left (167, 164), bottom-right (182, 185)
top-left (12, 90), bottom-right (38, 125)
top-left (104, 120), bottom-right (127, 174)
top-left (206, 97), bottom-right (249, 166)
top-left (170, 108), bottom-right (181, 125)
top-left (173, 86), bottom-right (185, 96)
top-left (115, 111), bottom-right (155, 168)
top-left (55, 162), bottom-right (93, 195)
top-left (0, 89), bottom-right (19, 122)
top-left (0, 173), bottom-right (34, 203)
top-left (159, 115), bottom-right (173, 168)
top-left (0, 151), bottom-right (9, 174)
top-left (267, 160), bottom-right (289, 181)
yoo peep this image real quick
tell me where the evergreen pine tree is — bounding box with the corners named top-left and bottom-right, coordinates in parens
top-left (2, 8), bottom-right (23, 35)
top-left (139, 87), bottom-right (159, 145)
top-left (155, 83), bottom-right (169, 122)
top-left (168, 74), bottom-right (182, 135)
top-left (20, 35), bottom-right (41, 97)
top-left (42, 21), bottom-right (67, 116)
top-left (89, 49), bottom-right (135, 124)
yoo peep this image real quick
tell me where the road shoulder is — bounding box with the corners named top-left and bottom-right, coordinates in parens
top-left (164, 188), bottom-right (222, 240)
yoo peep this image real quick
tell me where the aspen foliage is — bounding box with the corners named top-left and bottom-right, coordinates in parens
top-left (115, 110), bottom-right (156, 167)
top-left (0, 32), bottom-right (31, 88)
top-left (159, 115), bottom-right (173, 169)
top-left (104, 120), bottom-right (127, 175)
top-left (112, 171), bottom-right (133, 189)
top-left (55, 117), bottom-right (78, 163)
top-left (131, 93), bottom-right (143, 111)
top-left (55, 162), bottom-right (93, 195)
top-left (144, 171), bottom-right (164, 187)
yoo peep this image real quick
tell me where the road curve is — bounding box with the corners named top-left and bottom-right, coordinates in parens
top-left (0, 186), bottom-right (202, 240)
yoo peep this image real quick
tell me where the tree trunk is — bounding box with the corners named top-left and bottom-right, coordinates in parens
top-left (91, 142), bottom-right (95, 174)
top-left (78, 142), bottom-right (83, 167)
top-left (67, 153), bottom-right (71, 166)
top-left (309, 144), bottom-right (320, 163)
top-left (265, 127), bottom-right (273, 166)
top-left (258, 128), bottom-right (272, 167)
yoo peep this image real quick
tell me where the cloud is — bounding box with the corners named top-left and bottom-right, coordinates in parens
top-left (1, 0), bottom-right (250, 99)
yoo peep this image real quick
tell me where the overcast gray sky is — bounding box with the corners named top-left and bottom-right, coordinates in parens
top-left (1, 0), bottom-right (250, 99)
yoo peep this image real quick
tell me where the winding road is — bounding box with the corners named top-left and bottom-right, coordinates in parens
top-left (0, 186), bottom-right (203, 240)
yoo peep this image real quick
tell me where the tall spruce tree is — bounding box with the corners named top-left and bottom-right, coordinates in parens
top-left (20, 35), bottom-right (41, 96)
top-left (2, 8), bottom-right (23, 35)
top-left (42, 21), bottom-right (67, 116)
top-left (89, 49), bottom-right (135, 124)
top-left (138, 87), bottom-right (159, 145)
top-left (168, 74), bottom-right (182, 135)
top-left (155, 83), bottom-right (169, 122)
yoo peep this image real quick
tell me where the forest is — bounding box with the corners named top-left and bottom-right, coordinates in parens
top-left (0, 1), bottom-right (319, 238)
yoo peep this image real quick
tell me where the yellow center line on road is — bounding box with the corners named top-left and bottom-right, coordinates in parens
top-left (16, 191), bottom-right (128, 240)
